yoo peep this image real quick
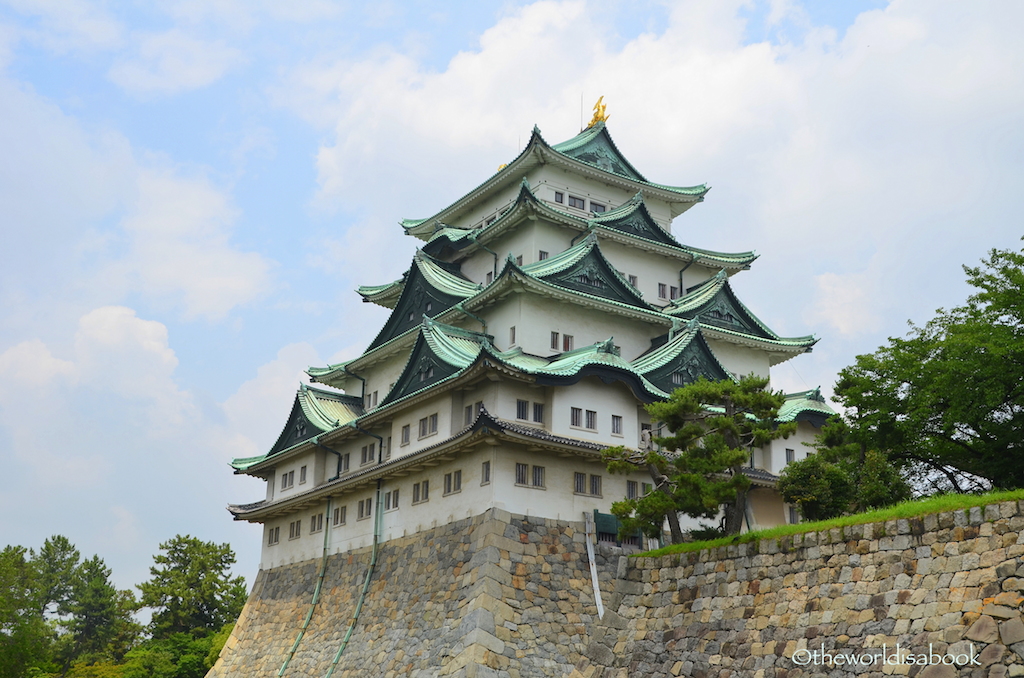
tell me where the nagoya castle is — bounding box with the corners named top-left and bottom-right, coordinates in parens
top-left (211, 101), bottom-right (835, 676)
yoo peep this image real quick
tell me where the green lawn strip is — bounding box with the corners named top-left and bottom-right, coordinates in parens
top-left (639, 489), bottom-right (1024, 558)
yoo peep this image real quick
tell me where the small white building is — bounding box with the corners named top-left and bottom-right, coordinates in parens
top-left (228, 115), bottom-right (834, 570)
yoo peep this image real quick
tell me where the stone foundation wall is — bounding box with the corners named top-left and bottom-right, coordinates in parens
top-left (207, 508), bottom-right (620, 677)
top-left (210, 501), bottom-right (1024, 678)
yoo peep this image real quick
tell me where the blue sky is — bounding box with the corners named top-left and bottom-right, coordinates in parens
top-left (1, 0), bottom-right (1021, 591)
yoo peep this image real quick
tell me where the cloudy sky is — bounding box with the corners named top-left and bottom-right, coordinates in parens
top-left (1, 0), bottom-right (1020, 591)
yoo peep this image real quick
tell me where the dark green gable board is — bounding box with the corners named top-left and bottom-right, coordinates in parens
top-left (535, 247), bottom-right (649, 308)
top-left (366, 260), bottom-right (469, 351)
top-left (598, 200), bottom-right (685, 250)
top-left (267, 396), bottom-right (323, 457)
top-left (380, 329), bottom-right (464, 406)
top-left (679, 278), bottom-right (776, 340)
top-left (641, 331), bottom-right (731, 394)
top-left (554, 124), bottom-right (646, 181)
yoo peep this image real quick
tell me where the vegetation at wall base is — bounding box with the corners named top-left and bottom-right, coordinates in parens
top-left (639, 488), bottom-right (1024, 558)
top-left (0, 535), bottom-right (243, 678)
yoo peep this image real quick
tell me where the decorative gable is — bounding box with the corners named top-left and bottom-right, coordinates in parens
top-left (379, 328), bottom-right (466, 406)
top-left (366, 254), bottom-right (477, 351)
top-left (552, 122), bottom-right (645, 181)
top-left (526, 234), bottom-right (649, 308)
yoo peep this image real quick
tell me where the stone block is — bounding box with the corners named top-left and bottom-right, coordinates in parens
top-left (967, 615), bottom-right (1001, 643)
top-left (1003, 618), bottom-right (1024, 646)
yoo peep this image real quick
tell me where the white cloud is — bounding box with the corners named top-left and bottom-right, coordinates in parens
top-left (806, 271), bottom-right (881, 336)
top-left (3, 0), bottom-right (123, 52)
top-left (109, 29), bottom-right (244, 94)
top-left (104, 169), bottom-right (273, 320)
top-left (221, 342), bottom-right (322, 457)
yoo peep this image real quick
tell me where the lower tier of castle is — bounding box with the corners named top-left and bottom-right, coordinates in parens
top-left (209, 502), bottom-right (1024, 677)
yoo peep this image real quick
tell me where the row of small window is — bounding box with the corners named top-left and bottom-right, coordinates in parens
top-left (279, 466), bottom-right (307, 490)
top-left (553, 191), bottom-right (606, 213)
top-left (515, 399), bottom-right (545, 424)
top-left (570, 407), bottom-right (624, 435)
top-left (268, 469), bottom-right (476, 546)
top-left (398, 413), bottom-right (439, 445)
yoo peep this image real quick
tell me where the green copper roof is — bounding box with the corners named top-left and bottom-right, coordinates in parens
top-left (520, 231), bottom-right (650, 309)
top-left (777, 387), bottom-right (836, 424)
top-left (230, 384), bottom-right (363, 470)
top-left (666, 270), bottom-right (817, 349)
top-left (630, 320), bottom-right (733, 392)
top-left (365, 250), bottom-right (482, 351)
top-left (402, 123), bottom-right (708, 240)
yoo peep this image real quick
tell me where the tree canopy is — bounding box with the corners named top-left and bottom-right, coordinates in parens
top-left (604, 374), bottom-right (794, 541)
top-left (834, 243), bottom-right (1024, 490)
top-left (137, 535), bottom-right (247, 639)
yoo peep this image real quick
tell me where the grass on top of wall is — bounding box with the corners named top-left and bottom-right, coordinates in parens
top-left (640, 489), bottom-right (1024, 558)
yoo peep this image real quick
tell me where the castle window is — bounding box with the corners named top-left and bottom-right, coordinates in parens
top-left (658, 283), bottom-right (668, 299)
top-left (562, 335), bottom-right (574, 351)
top-left (786, 448), bottom-right (795, 464)
top-left (385, 489), bottom-right (399, 511)
top-left (385, 436), bottom-right (392, 460)
top-left (267, 526), bottom-right (280, 545)
top-left (568, 195), bottom-right (585, 209)
top-left (788, 506), bottom-right (799, 524)
top-left (671, 372), bottom-right (686, 386)
top-left (627, 480), bottom-right (638, 500)
top-left (361, 443), bottom-right (375, 466)
top-left (611, 415), bottom-right (623, 435)
top-left (516, 464), bottom-right (545, 488)
top-left (574, 472), bottom-right (586, 494)
top-left (670, 286), bottom-right (679, 300)
top-left (481, 461), bottom-right (491, 485)
top-left (590, 201), bottom-right (606, 213)
top-left (333, 506), bottom-right (347, 525)
top-left (340, 453), bottom-right (350, 473)
top-left (280, 470), bottom-right (295, 490)
top-left (444, 470), bottom-right (461, 495)
top-left (539, 250), bottom-right (549, 260)
top-left (413, 480), bottom-right (429, 503)
top-left (299, 465), bottom-right (307, 484)
top-left (576, 272), bottom-right (603, 288)
top-left (585, 410), bottom-right (597, 430)
top-left (485, 271), bottom-right (493, 284)
top-left (516, 399), bottom-right (529, 420)
top-left (419, 414), bottom-right (438, 439)
top-left (401, 425), bottom-right (410, 446)
top-left (532, 402), bottom-right (544, 424)
top-left (554, 191), bottom-right (564, 204)
top-left (464, 404), bottom-right (472, 425)
top-left (590, 474), bottom-right (602, 496)
top-left (550, 331), bottom-right (559, 350)
top-left (288, 520), bottom-right (301, 540)
top-left (510, 326), bottom-right (516, 346)
top-left (358, 498), bottom-right (372, 520)
top-left (570, 407), bottom-right (582, 427)
top-left (310, 512), bottom-right (324, 533)
top-left (628, 274), bottom-right (638, 288)
top-left (515, 255), bottom-right (523, 266)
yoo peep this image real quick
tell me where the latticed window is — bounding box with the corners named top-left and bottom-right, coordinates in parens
top-left (571, 407), bottom-right (582, 427)
top-left (585, 410), bottom-right (597, 430)
top-left (574, 472), bottom-right (586, 494)
top-left (515, 463), bottom-right (528, 485)
top-left (516, 399), bottom-right (529, 420)
top-left (532, 465), bottom-right (545, 488)
top-left (590, 475), bottom-right (602, 496)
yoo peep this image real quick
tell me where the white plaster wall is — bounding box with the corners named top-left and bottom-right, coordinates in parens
top-left (528, 166), bottom-right (674, 231)
top-left (389, 393), bottom-right (454, 460)
top-left (359, 352), bottom-right (410, 409)
top-left (704, 338), bottom-right (771, 379)
top-left (763, 420), bottom-right (820, 475)
top-left (597, 238), bottom-right (689, 306)
top-left (549, 378), bottom-right (642, 447)
top-left (481, 292), bottom-right (665, 362)
top-left (456, 218), bottom-right (576, 286)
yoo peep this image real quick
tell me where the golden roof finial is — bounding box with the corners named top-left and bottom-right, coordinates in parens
top-left (586, 96), bottom-right (609, 128)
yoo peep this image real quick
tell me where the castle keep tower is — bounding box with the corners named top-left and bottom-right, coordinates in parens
top-left (227, 113), bottom-right (831, 571)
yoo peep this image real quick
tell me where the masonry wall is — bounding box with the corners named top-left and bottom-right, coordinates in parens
top-left (210, 501), bottom-right (1024, 678)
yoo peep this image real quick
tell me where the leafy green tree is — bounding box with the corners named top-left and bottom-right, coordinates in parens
top-left (0, 546), bottom-right (55, 677)
top-left (30, 535), bottom-right (80, 617)
top-left (605, 375), bottom-right (794, 541)
top-left (835, 243), bottom-right (1024, 490)
top-left (137, 536), bottom-right (246, 639)
top-left (61, 555), bottom-right (140, 665)
top-left (778, 418), bottom-right (912, 520)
